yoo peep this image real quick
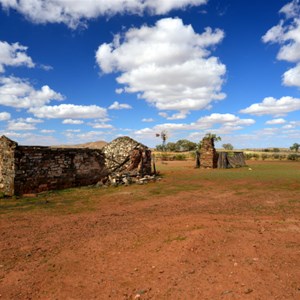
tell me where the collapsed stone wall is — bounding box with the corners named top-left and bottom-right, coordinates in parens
top-left (217, 151), bottom-right (246, 168)
top-left (0, 135), bottom-right (152, 196)
top-left (102, 136), bottom-right (152, 176)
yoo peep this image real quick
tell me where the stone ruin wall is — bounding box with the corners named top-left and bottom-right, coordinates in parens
top-left (199, 136), bottom-right (246, 169)
top-left (200, 137), bottom-right (218, 169)
top-left (0, 136), bottom-right (106, 196)
top-left (0, 137), bottom-right (16, 196)
top-left (0, 135), bottom-right (152, 196)
top-left (14, 146), bottom-right (106, 195)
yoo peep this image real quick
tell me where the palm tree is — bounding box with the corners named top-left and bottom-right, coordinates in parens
top-left (205, 133), bottom-right (221, 142)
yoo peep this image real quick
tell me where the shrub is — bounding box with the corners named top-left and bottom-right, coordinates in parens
top-left (252, 153), bottom-right (259, 160)
top-left (173, 154), bottom-right (187, 161)
top-left (261, 153), bottom-right (269, 160)
top-left (160, 153), bottom-right (170, 161)
top-left (245, 153), bottom-right (253, 160)
top-left (287, 154), bottom-right (300, 161)
top-left (245, 153), bottom-right (259, 160)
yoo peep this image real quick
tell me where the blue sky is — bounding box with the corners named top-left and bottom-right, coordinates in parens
top-left (0, 0), bottom-right (299, 148)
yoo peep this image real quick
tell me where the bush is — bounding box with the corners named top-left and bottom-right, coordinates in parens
top-left (173, 154), bottom-right (187, 161)
top-left (160, 153), bottom-right (171, 161)
top-left (273, 153), bottom-right (280, 159)
top-left (287, 154), bottom-right (300, 161)
top-left (245, 153), bottom-right (259, 160)
top-left (261, 153), bottom-right (269, 160)
top-left (245, 153), bottom-right (253, 160)
top-left (253, 153), bottom-right (260, 160)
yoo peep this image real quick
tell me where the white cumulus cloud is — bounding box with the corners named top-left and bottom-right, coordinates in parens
top-left (7, 120), bottom-right (36, 131)
top-left (240, 96), bottom-right (300, 116)
top-left (96, 18), bottom-right (226, 117)
top-left (108, 101), bottom-right (132, 110)
top-left (159, 111), bottom-right (189, 120)
top-left (29, 104), bottom-right (107, 119)
top-left (62, 119), bottom-right (84, 125)
top-left (0, 76), bottom-right (64, 108)
top-left (18, 117), bottom-right (44, 123)
top-left (283, 63), bottom-right (300, 87)
top-left (0, 111), bottom-right (10, 121)
top-left (265, 118), bottom-right (286, 125)
top-left (89, 123), bottom-right (114, 129)
top-left (0, 0), bottom-right (207, 28)
top-left (142, 118), bottom-right (154, 122)
top-left (196, 113), bottom-right (255, 127)
top-left (134, 113), bottom-right (254, 139)
top-left (263, 0), bottom-right (300, 87)
top-left (0, 41), bottom-right (34, 73)
top-left (280, 0), bottom-right (300, 18)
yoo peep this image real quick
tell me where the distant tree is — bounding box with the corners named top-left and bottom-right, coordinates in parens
top-left (155, 144), bottom-right (164, 151)
top-left (290, 143), bottom-right (300, 152)
top-left (166, 142), bottom-right (176, 152)
top-left (222, 143), bottom-right (234, 150)
top-left (273, 148), bottom-right (280, 152)
top-left (175, 139), bottom-right (198, 152)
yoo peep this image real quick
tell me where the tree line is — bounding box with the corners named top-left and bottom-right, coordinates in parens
top-left (155, 130), bottom-right (299, 153)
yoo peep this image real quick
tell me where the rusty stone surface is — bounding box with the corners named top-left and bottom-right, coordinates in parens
top-left (0, 135), bottom-right (107, 196)
top-left (102, 136), bottom-right (152, 175)
top-left (138, 149), bottom-right (152, 175)
top-left (13, 146), bottom-right (106, 195)
top-left (200, 137), bottom-right (218, 169)
top-left (0, 136), bottom-right (17, 196)
top-left (0, 135), bottom-right (152, 196)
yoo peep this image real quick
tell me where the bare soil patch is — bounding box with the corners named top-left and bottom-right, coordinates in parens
top-left (1, 161), bottom-right (300, 299)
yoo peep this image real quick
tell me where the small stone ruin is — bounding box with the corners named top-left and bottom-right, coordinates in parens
top-left (101, 136), bottom-right (155, 186)
top-left (199, 137), bottom-right (218, 169)
top-left (198, 136), bottom-right (246, 169)
top-left (102, 136), bottom-right (151, 175)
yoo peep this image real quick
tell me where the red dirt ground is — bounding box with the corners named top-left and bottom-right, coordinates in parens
top-left (0, 161), bottom-right (300, 299)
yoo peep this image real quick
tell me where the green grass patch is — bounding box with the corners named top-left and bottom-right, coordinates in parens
top-left (1, 161), bottom-right (299, 216)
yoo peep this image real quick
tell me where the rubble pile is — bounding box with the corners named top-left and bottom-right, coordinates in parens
top-left (96, 172), bottom-right (159, 187)
top-left (102, 136), bottom-right (152, 175)
top-left (99, 136), bottom-right (156, 186)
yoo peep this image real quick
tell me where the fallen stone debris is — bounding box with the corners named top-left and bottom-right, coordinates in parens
top-left (96, 172), bottom-right (160, 188)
